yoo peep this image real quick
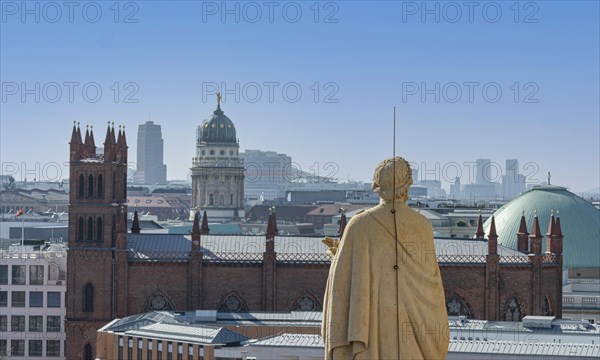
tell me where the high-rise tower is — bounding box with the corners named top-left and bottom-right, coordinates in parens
top-left (135, 121), bottom-right (167, 184)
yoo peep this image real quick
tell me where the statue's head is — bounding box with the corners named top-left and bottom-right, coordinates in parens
top-left (372, 157), bottom-right (413, 203)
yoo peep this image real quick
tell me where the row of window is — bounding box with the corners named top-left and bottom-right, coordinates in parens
top-left (207, 193), bottom-right (235, 206)
top-left (0, 264), bottom-right (65, 286)
top-left (77, 173), bottom-right (126, 200)
top-left (0, 339), bottom-right (62, 357)
top-left (0, 291), bottom-right (62, 308)
top-left (76, 216), bottom-right (104, 241)
top-left (117, 338), bottom-right (196, 360)
top-left (78, 174), bottom-right (104, 198)
top-left (0, 314), bottom-right (62, 332)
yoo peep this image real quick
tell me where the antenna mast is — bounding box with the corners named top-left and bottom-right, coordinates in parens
top-left (392, 106), bottom-right (400, 358)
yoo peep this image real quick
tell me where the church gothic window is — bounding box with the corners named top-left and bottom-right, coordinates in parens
top-left (87, 217), bottom-right (94, 241)
top-left (505, 296), bottom-right (521, 321)
top-left (142, 293), bottom-right (175, 312)
top-left (543, 295), bottom-right (553, 316)
top-left (292, 294), bottom-right (321, 311)
top-left (97, 174), bottom-right (103, 198)
top-left (84, 283), bottom-right (94, 312)
top-left (78, 217), bottom-right (84, 241)
top-left (88, 174), bottom-right (94, 198)
top-left (78, 174), bottom-right (85, 198)
top-left (446, 295), bottom-right (471, 317)
top-left (219, 294), bottom-right (246, 312)
top-left (96, 218), bottom-right (103, 242)
top-left (84, 343), bottom-right (93, 360)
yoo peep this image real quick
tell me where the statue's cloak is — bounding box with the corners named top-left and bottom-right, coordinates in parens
top-left (322, 202), bottom-right (449, 359)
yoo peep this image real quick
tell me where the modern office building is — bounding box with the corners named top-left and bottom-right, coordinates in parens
top-left (0, 243), bottom-right (67, 359)
top-left (241, 149), bottom-right (293, 201)
top-left (135, 121), bottom-right (167, 185)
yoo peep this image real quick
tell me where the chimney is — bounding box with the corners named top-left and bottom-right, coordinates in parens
top-left (265, 208), bottom-right (276, 253)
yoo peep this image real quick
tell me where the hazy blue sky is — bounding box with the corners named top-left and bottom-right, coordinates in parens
top-left (1, 1), bottom-right (598, 191)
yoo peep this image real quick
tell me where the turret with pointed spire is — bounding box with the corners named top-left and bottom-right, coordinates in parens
top-left (547, 210), bottom-right (563, 255)
top-left (117, 125), bottom-right (128, 163)
top-left (517, 211), bottom-right (529, 253)
top-left (83, 125), bottom-right (97, 158)
top-left (201, 210), bottom-right (210, 235)
top-left (104, 122), bottom-right (116, 162)
top-left (131, 210), bottom-right (141, 234)
top-left (69, 121), bottom-right (83, 161)
top-left (554, 211), bottom-right (563, 255)
top-left (487, 215), bottom-right (498, 255)
top-left (529, 211), bottom-right (543, 255)
top-left (475, 211), bottom-right (485, 239)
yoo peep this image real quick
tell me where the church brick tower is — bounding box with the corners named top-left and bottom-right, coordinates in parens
top-left (65, 122), bottom-right (128, 360)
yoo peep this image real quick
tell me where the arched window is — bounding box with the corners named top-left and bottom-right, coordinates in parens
top-left (84, 343), bottom-right (93, 360)
top-left (446, 295), bottom-right (471, 318)
top-left (219, 294), bottom-right (246, 312)
top-left (230, 194), bottom-right (233, 205)
top-left (543, 295), bottom-right (553, 316)
top-left (505, 296), bottom-right (522, 321)
top-left (292, 294), bottom-right (322, 311)
top-left (84, 283), bottom-right (94, 312)
top-left (209, 194), bottom-right (214, 206)
top-left (123, 173), bottom-right (127, 199)
top-left (87, 217), bottom-right (93, 241)
top-left (96, 218), bottom-right (103, 242)
top-left (219, 194), bottom-right (224, 205)
top-left (112, 173), bottom-right (116, 199)
top-left (88, 174), bottom-right (94, 198)
top-left (97, 174), bottom-right (103, 198)
top-left (78, 174), bottom-right (85, 198)
top-left (78, 217), bottom-right (84, 241)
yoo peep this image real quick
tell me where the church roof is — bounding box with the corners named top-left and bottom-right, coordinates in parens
top-left (483, 185), bottom-right (600, 269)
top-left (197, 104), bottom-right (237, 144)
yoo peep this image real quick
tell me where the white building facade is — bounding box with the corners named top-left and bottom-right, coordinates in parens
top-left (0, 244), bottom-right (66, 359)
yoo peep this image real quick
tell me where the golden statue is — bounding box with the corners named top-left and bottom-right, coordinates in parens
top-left (322, 157), bottom-right (449, 360)
top-left (217, 92), bottom-right (222, 106)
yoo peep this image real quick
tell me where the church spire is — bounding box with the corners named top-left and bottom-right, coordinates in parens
top-left (487, 215), bottom-right (498, 255)
top-left (517, 211), bottom-right (529, 253)
top-left (201, 210), bottom-right (210, 235)
top-left (475, 211), bottom-right (485, 239)
top-left (131, 210), bottom-right (141, 234)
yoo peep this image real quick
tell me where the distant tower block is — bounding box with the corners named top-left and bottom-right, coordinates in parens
top-left (135, 121), bottom-right (167, 184)
top-left (190, 98), bottom-right (245, 221)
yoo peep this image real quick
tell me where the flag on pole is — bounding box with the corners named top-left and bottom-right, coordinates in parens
top-left (15, 209), bottom-right (24, 217)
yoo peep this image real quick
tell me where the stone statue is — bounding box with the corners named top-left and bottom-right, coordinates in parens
top-left (322, 157), bottom-right (449, 359)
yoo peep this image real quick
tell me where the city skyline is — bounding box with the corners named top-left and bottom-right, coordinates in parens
top-left (1, 1), bottom-right (598, 193)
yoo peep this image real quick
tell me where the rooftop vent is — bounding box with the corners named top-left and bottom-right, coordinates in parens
top-left (522, 316), bottom-right (555, 328)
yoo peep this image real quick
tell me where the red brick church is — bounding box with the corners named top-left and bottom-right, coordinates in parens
top-left (65, 120), bottom-right (563, 359)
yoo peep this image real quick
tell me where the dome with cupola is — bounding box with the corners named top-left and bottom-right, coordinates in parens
top-left (483, 185), bottom-right (600, 269)
top-left (197, 104), bottom-right (237, 144)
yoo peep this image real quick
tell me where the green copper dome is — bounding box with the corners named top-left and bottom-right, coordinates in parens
top-left (483, 185), bottom-right (600, 269)
top-left (197, 105), bottom-right (237, 144)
